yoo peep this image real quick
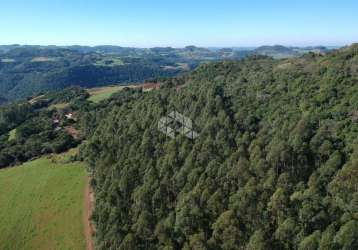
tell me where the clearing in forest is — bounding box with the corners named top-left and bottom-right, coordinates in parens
top-left (87, 85), bottom-right (136, 103)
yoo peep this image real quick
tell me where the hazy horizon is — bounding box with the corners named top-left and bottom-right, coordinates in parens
top-left (0, 43), bottom-right (348, 49)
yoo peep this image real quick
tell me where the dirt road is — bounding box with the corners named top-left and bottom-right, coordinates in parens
top-left (84, 176), bottom-right (94, 250)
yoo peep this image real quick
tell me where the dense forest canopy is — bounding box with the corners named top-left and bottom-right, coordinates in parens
top-left (0, 44), bottom-right (355, 249)
top-left (80, 44), bottom-right (358, 249)
top-left (0, 45), bottom-right (332, 103)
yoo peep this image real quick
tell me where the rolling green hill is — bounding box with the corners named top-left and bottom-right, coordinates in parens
top-left (0, 45), bottom-right (332, 103)
top-left (0, 44), bottom-right (356, 250)
top-left (0, 46), bottom-right (176, 102)
top-left (81, 44), bottom-right (358, 249)
top-left (0, 45), bottom-right (232, 102)
top-left (0, 156), bottom-right (87, 250)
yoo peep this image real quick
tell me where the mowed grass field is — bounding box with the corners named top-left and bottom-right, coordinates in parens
top-left (87, 85), bottom-right (125, 103)
top-left (87, 85), bottom-right (137, 103)
top-left (0, 157), bottom-right (87, 250)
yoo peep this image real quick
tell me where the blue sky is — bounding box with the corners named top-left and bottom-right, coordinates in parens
top-left (1, 0), bottom-right (357, 47)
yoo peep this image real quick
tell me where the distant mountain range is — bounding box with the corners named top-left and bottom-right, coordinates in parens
top-left (0, 44), bottom-right (338, 56)
top-left (252, 45), bottom-right (332, 58)
top-left (0, 44), bottom-right (339, 103)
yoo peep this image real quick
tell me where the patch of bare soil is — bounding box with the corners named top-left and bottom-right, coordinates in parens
top-left (65, 126), bottom-right (80, 139)
top-left (84, 176), bottom-right (95, 250)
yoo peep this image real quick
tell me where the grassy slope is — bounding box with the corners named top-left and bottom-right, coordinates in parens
top-left (48, 103), bottom-right (70, 110)
top-left (88, 85), bottom-right (135, 103)
top-left (8, 128), bottom-right (16, 141)
top-left (0, 157), bottom-right (87, 250)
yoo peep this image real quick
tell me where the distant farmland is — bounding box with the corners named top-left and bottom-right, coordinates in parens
top-left (0, 156), bottom-right (87, 250)
top-left (87, 83), bottom-right (160, 103)
top-left (87, 85), bottom-right (137, 103)
top-left (87, 85), bottom-right (125, 103)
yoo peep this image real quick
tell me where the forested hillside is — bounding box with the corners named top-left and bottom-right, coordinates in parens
top-left (253, 45), bottom-right (329, 59)
top-left (0, 47), bottom-right (179, 102)
top-left (0, 45), bottom-right (331, 103)
top-left (81, 44), bottom-right (358, 249)
top-left (0, 87), bottom-right (88, 168)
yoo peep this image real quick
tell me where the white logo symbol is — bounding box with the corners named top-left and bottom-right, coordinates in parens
top-left (158, 111), bottom-right (199, 139)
